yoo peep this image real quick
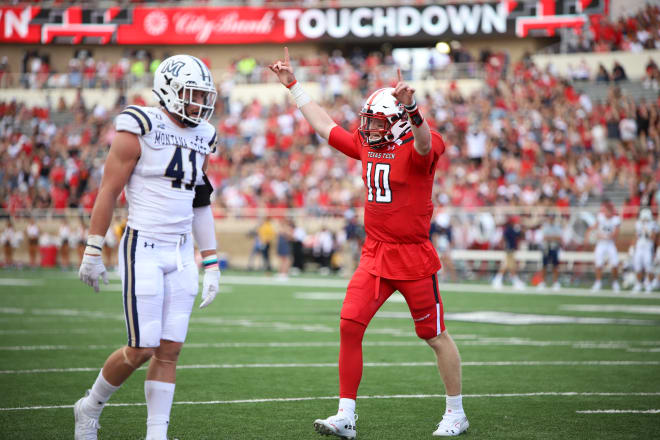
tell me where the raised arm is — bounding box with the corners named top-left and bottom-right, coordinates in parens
top-left (269, 47), bottom-right (337, 140)
top-left (391, 69), bottom-right (431, 156)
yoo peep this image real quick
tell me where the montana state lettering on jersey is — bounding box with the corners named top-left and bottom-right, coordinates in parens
top-left (329, 127), bottom-right (445, 279)
top-left (115, 105), bottom-right (217, 241)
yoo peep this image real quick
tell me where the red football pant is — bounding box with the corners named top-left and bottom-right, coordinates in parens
top-left (338, 267), bottom-right (445, 399)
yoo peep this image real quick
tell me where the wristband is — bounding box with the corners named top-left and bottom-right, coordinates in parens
top-left (84, 234), bottom-right (104, 256)
top-left (289, 82), bottom-right (312, 108)
top-left (285, 79), bottom-right (297, 89)
top-left (404, 100), bottom-right (424, 127)
top-left (202, 255), bottom-right (219, 271)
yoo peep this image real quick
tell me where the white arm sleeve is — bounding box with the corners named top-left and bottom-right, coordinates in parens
top-left (192, 205), bottom-right (217, 252)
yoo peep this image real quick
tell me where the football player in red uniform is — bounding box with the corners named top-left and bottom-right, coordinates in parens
top-left (270, 48), bottom-right (468, 438)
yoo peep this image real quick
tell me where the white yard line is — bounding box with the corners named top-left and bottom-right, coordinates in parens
top-left (1, 360), bottom-right (658, 375)
top-left (1, 338), bottom-right (658, 351)
top-left (560, 305), bottom-right (660, 315)
top-left (3, 392), bottom-right (660, 411)
top-left (0, 279), bottom-right (44, 286)
top-left (576, 409), bottom-right (660, 414)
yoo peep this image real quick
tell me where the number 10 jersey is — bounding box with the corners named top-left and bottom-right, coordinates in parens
top-left (329, 126), bottom-right (445, 280)
top-left (114, 105), bottom-right (217, 242)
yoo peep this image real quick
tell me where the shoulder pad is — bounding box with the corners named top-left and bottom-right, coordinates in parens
top-left (115, 106), bottom-right (153, 136)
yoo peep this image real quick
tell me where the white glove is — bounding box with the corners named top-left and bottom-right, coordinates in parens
top-left (199, 268), bottom-right (220, 309)
top-left (79, 253), bottom-right (108, 293)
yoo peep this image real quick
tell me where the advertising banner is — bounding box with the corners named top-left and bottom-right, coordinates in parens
top-left (0, 1), bottom-right (608, 45)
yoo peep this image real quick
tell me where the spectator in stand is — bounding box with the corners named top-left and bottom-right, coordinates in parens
top-left (612, 62), bottom-right (628, 82)
top-left (595, 64), bottom-right (610, 82)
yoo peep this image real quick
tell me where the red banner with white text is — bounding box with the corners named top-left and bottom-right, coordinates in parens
top-left (0, 1), bottom-right (608, 45)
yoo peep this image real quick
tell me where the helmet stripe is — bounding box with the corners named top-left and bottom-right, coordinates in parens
top-left (365, 88), bottom-right (385, 109)
top-left (191, 56), bottom-right (211, 82)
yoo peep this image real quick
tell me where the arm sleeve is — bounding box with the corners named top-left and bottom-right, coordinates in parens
top-left (114, 106), bottom-right (152, 136)
top-left (192, 205), bottom-right (217, 252)
top-left (192, 174), bottom-right (213, 208)
top-left (328, 126), bottom-right (360, 160)
top-left (411, 131), bottom-right (445, 174)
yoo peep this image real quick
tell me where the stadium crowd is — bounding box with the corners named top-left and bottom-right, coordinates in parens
top-left (564, 4), bottom-right (660, 53)
top-left (2, 53), bottom-right (659, 215)
top-left (1, 43), bottom-right (660, 277)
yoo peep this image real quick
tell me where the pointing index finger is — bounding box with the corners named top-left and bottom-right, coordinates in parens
top-left (284, 47), bottom-right (290, 65)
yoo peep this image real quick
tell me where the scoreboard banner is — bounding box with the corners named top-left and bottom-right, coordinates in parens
top-left (0, 1), bottom-right (607, 45)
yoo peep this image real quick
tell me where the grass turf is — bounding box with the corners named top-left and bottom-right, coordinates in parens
top-left (0, 269), bottom-right (659, 439)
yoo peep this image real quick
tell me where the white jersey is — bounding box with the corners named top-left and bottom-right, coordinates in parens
top-left (635, 219), bottom-right (658, 248)
top-left (596, 212), bottom-right (620, 241)
top-left (115, 105), bottom-right (217, 242)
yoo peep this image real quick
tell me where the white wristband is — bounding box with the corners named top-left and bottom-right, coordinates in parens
top-left (85, 234), bottom-right (104, 256)
top-left (289, 82), bottom-right (311, 108)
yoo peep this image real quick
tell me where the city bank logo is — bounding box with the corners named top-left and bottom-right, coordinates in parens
top-left (144, 10), bottom-right (168, 36)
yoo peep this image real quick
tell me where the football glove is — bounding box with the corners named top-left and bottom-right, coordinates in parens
top-left (78, 235), bottom-right (108, 293)
top-left (199, 267), bottom-right (220, 309)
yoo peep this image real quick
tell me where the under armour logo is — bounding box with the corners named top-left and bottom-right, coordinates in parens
top-left (195, 135), bottom-right (203, 143)
top-left (144, 242), bottom-right (154, 248)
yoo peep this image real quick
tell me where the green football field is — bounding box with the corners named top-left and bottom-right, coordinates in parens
top-left (1, 269), bottom-right (659, 439)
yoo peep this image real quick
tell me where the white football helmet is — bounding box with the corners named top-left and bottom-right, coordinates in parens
top-left (153, 54), bottom-right (217, 127)
top-left (640, 208), bottom-right (653, 222)
top-left (359, 88), bottom-right (410, 148)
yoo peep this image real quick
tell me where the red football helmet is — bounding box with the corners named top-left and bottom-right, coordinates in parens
top-left (358, 88), bottom-right (411, 148)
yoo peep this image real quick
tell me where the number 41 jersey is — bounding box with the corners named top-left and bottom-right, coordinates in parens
top-left (115, 105), bottom-right (217, 240)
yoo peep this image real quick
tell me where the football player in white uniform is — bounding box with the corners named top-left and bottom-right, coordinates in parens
top-left (631, 208), bottom-right (658, 292)
top-left (589, 200), bottom-right (621, 292)
top-left (74, 55), bottom-right (221, 440)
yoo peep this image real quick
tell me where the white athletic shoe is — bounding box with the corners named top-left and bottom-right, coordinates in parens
top-left (433, 413), bottom-right (469, 436)
top-left (74, 392), bottom-right (100, 440)
top-left (591, 281), bottom-right (601, 292)
top-left (313, 413), bottom-right (357, 439)
top-left (552, 282), bottom-right (561, 291)
top-left (613, 281), bottom-right (621, 292)
top-left (513, 279), bottom-right (526, 290)
top-left (536, 282), bottom-right (546, 290)
top-left (632, 283), bottom-right (642, 293)
top-left (491, 278), bottom-right (503, 289)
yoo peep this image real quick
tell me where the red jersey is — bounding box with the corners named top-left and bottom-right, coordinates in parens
top-left (328, 126), bottom-right (445, 280)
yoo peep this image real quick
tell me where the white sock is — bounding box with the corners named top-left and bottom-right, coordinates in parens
top-left (83, 370), bottom-right (120, 417)
top-left (493, 273), bottom-right (502, 283)
top-left (145, 380), bottom-right (175, 440)
top-left (445, 394), bottom-right (464, 415)
top-left (338, 398), bottom-right (356, 419)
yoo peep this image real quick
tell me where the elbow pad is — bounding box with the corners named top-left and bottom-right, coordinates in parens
top-left (192, 205), bottom-right (216, 252)
top-left (193, 174), bottom-right (214, 208)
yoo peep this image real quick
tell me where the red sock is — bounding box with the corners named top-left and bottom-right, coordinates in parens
top-left (339, 318), bottom-right (366, 400)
